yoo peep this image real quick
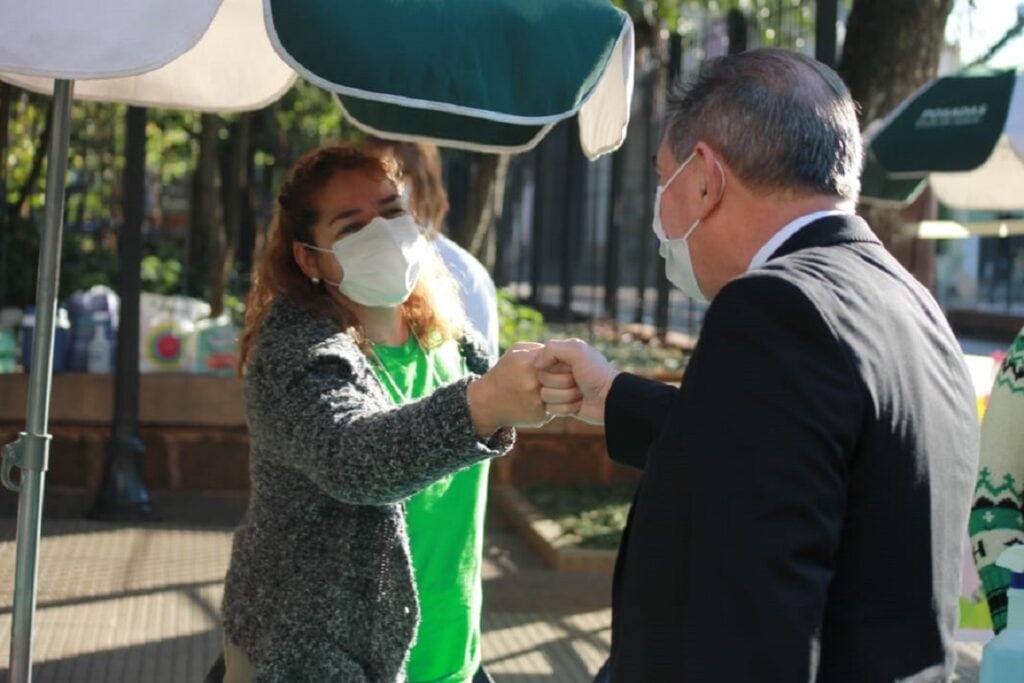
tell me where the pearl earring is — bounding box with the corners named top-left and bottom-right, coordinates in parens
top-left (311, 277), bottom-right (320, 285)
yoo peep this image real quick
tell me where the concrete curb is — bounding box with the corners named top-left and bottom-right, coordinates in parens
top-left (491, 486), bottom-right (617, 575)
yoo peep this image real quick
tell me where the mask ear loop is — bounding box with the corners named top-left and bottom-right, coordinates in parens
top-left (299, 241), bottom-right (341, 288)
top-left (662, 151), bottom-right (696, 190)
top-left (682, 157), bottom-right (727, 241)
top-left (713, 159), bottom-right (726, 204)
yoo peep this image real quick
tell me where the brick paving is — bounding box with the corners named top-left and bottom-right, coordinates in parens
top-left (0, 492), bottom-right (983, 681)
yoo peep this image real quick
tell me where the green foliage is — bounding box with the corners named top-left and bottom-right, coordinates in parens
top-left (542, 322), bottom-right (689, 377)
top-left (497, 289), bottom-right (547, 353)
top-left (612, 0), bottom-right (681, 27)
top-left (614, 0), bottom-right (816, 52)
top-left (60, 232), bottom-right (118, 298)
top-left (269, 80), bottom-right (365, 170)
top-left (147, 110), bottom-right (200, 186)
top-left (1, 78), bottom-right (369, 316)
top-left (0, 218), bottom-right (118, 307)
top-left (140, 254), bottom-right (183, 296)
top-left (0, 216), bottom-right (42, 307)
top-left (222, 293), bottom-right (246, 327)
top-left (522, 483), bottom-right (638, 550)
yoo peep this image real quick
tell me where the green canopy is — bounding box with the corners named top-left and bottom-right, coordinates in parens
top-left (861, 68), bottom-right (1024, 210)
top-left (0, 3), bottom-right (635, 680)
top-left (859, 152), bottom-right (927, 208)
top-left (265, 0), bottom-right (634, 158)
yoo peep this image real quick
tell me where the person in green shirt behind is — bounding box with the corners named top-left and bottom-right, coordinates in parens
top-left (362, 139), bottom-right (501, 683)
top-left (371, 330), bottom-right (491, 683)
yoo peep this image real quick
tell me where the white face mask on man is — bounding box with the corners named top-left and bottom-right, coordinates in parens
top-left (651, 151), bottom-right (720, 303)
top-left (304, 213), bottom-right (428, 307)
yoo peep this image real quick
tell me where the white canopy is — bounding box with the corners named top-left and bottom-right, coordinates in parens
top-left (928, 72), bottom-right (1024, 210)
top-left (0, 0), bottom-right (296, 112)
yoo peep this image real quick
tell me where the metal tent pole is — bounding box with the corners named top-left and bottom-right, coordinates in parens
top-left (1, 78), bottom-right (74, 683)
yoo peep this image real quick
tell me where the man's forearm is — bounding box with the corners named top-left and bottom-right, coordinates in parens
top-left (604, 373), bottom-right (677, 470)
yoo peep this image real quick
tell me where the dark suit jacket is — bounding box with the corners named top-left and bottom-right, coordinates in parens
top-left (603, 215), bottom-right (979, 682)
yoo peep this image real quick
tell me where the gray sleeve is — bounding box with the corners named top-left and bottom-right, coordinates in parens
top-left (247, 350), bottom-right (512, 505)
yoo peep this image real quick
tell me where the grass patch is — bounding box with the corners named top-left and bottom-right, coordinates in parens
top-left (519, 482), bottom-right (637, 550)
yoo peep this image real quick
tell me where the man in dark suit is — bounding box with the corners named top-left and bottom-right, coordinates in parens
top-left (537, 48), bottom-right (979, 681)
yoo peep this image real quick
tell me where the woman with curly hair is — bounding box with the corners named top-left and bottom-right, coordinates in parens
top-left (217, 144), bottom-right (575, 682)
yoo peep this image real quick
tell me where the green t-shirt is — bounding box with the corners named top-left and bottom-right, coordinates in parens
top-left (370, 334), bottom-right (489, 683)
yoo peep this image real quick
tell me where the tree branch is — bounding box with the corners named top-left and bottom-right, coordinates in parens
top-left (966, 5), bottom-right (1024, 69)
top-left (8, 98), bottom-right (53, 223)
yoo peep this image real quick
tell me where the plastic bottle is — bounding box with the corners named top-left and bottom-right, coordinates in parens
top-left (191, 315), bottom-right (240, 376)
top-left (0, 307), bottom-right (19, 373)
top-left (20, 306), bottom-right (71, 373)
top-left (67, 285), bottom-right (120, 371)
top-left (140, 298), bottom-right (195, 373)
top-left (86, 312), bottom-right (113, 373)
top-left (0, 327), bottom-right (15, 373)
top-left (980, 545), bottom-right (1024, 682)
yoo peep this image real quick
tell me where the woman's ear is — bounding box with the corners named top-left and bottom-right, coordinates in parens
top-left (292, 241), bottom-right (319, 281)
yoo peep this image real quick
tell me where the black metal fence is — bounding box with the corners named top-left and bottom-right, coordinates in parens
top-left (480, 1), bottom-right (827, 339)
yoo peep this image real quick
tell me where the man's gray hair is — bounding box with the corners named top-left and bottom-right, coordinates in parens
top-left (665, 48), bottom-right (862, 202)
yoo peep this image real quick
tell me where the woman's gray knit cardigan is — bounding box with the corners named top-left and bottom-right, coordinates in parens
top-left (221, 297), bottom-right (513, 682)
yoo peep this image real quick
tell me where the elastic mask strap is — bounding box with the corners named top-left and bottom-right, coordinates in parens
top-left (681, 218), bottom-right (701, 241)
top-left (301, 241), bottom-right (332, 254)
top-left (661, 151), bottom-right (695, 191)
top-left (679, 158), bottom-right (726, 240)
top-left (300, 242), bottom-right (340, 288)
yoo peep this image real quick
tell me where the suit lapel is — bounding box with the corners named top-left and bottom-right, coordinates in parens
top-left (769, 214), bottom-right (881, 261)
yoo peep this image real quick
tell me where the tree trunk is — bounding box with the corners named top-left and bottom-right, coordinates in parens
top-left (188, 113), bottom-right (221, 299)
top-left (450, 152), bottom-right (510, 267)
top-left (236, 130), bottom-right (259, 289)
top-left (492, 156), bottom-right (524, 287)
top-left (209, 114), bottom-right (251, 317)
top-left (838, 0), bottom-right (954, 282)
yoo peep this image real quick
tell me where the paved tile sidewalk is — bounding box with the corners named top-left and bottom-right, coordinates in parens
top-left (0, 494), bottom-right (984, 682)
top-left (0, 494), bottom-right (611, 682)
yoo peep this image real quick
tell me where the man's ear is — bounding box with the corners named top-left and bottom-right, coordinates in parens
top-left (292, 241), bottom-right (319, 281)
top-left (694, 141), bottom-right (726, 219)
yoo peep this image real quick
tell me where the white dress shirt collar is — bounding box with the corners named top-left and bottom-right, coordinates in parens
top-left (747, 210), bottom-right (850, 272)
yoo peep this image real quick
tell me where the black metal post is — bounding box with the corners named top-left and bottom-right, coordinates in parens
top-left (634, 69), bottom-right (657, 326)
top-left (726, 8), bottom-right (749, 55)
top-left (655, 33), bottom-right (683, 339)
top-left (603, 148), bottom-right (624, 326)
top-left (0, 82), bottom-right (11, 308)
top-left (89, 105), bottom-right (152, 521)
top-left (560, 121), bottom-right (582, 321)
top-left (528, 148), bottom-right (545, 306)
top-left (815, 0), bottom-right (839, 67)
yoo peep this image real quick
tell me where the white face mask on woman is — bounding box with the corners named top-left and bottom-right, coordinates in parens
top-left (304, 213), bottom-right (428, 307)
